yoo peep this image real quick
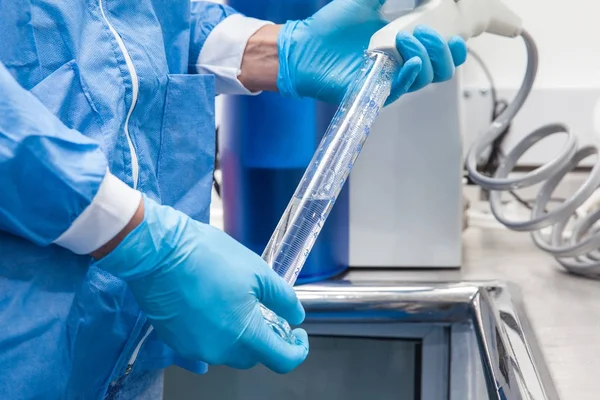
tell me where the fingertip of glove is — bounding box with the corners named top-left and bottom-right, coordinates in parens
top-left (384, 56), bottom-right (423, 106)
top-left (292, 328), bottom-right (310, 353)
top-left (267, 329), bottom-right (309, 374)
top-left (259, 269), bottom-right (305, 325)
top-left (294, 302), bottom-right (306, 326)
top-left (404, 56), bottom-right (423, 70)
top-left (399, 57), bottom-right (423, 93)
top-left (403, 56), bottom-right (424, 82)
top-left (448, 36), bottom-right (468, 66)
top-left (282, 285), bottom-right (306, 326)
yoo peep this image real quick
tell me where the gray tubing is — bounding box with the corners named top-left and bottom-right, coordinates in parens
top-left (465, 30), bottom-right (600, 278)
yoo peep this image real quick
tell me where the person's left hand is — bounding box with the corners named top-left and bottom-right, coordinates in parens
top-left (277, 0), bottom-right (468, 105)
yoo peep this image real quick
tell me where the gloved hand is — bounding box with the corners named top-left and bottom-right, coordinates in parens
top-left (277, 0), bottom-right (468, 105)
top-left (93, 195), bottom-right (308, 373)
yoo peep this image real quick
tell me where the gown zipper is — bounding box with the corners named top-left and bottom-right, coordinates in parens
top-left (98, 0), bottom-right (149, 381)
top-left (98, 0), bottom-right (141, 189)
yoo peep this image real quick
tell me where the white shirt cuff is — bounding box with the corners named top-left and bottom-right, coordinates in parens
top-left (195, 14), bottom-right (273, 95)
top-left (53, 172), bottom-right (142, 255)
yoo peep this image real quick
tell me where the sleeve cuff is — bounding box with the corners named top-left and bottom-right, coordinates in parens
top-left (193, 14), bottom-right (273, 95)
top-left (53, 172), bottom-right (142, 255)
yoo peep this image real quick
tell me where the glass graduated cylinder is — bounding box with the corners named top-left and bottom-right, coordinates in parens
top-left (260, 51), bottom-right (400, 344)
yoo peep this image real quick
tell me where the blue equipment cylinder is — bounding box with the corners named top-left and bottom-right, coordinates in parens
top-left (220, 0), bottom-right (349, 284)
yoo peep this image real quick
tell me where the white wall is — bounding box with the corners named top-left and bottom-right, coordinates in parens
top-left (461, 0), bottom-right (600, 166)
top-left (464, 0), bottom-right (600, 89)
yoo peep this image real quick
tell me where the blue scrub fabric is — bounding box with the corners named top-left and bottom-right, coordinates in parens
top-left (0, 1), bottom-right (235, 398)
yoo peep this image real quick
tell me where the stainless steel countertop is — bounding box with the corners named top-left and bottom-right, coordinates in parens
top-left (343, 227), bottom-right (599, 400)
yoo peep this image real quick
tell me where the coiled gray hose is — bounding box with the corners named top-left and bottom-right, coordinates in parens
top-left (465, 30), bottom-right (600, 278)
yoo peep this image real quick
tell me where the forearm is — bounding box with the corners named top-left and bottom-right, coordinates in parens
top-left (238, 25), bottom-right (282, 93)
top-left (0, 62), bottom-right (141, 255)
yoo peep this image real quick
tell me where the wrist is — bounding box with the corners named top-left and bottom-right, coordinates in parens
top-left (274, 20), bottom-right (303, 99)
top-left (53, 172), bottom-right (142, 255)
top-left (90, 198), bottom-right (145, 260)
top-left (92, 195), bottom-right (192, 281)
top-left (238, 24), bottom-right (282, 93)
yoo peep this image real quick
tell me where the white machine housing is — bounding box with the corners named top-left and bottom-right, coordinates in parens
top-left (348, 75), bottom-right (465, 268)
top-left (348, 0), bottom-right (523, 268)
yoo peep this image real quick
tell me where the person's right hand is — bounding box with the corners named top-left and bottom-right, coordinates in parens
top-left (276, 0), bottom-right (467, 105)
top-left (93, 195), bottom-right (309, 373)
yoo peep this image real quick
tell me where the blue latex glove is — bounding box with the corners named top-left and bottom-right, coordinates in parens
top-left (277, 0), bottom-right (468, 105)
top-left (94, 196), bottom-right (309, 373)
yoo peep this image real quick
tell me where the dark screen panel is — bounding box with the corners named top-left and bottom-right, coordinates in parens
top-left (164, 336), bottom-right (420, 400)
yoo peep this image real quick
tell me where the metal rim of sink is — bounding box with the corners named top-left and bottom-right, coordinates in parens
top-left (295, 280), bottom-right (559, 400)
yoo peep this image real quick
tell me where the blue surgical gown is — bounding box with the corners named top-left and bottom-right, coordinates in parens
top-left (0, 1), bottom-right (257, 398)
